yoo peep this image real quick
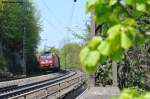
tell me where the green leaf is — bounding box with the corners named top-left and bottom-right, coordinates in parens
top-left (84, 51), bottom-right (100, 67)
top-left (127, 26), bottom-right (137, 38)
top-left (97, 40), bottom-right (112, 56)
top-left (80, 47), bottom-right (90, 65)
top-left (147, 0), bottom-right (150, 4)
top-left (108, 24), bottom-right (121, 34)
top-left (121, 32), bottom-right (132, 50)
top-left (144, 93), bottom-right (150, 99)
top-left (109, 0), bottom-right (118, 6)
top-left (88, 36), bottom-right (102, 50)
top-left (136, 3), bottom-right (146, 12)
top-left (111, 34), bottom-right (121, 51)
top-left (111, 49), bottom-right (124, 61)
top-left (83, 50), bottom-right (99, 73)
top-left (109, 14), bottom-right (120, 24)
top-left (120, 93), bottom-right (133, 99)
top-left (94, 4), bottom-right (111, 24)
top-left (83, 65), bottom-right (97, 73)
top-left (132, 10), bottom-right (143, 18)
top-left (125, 0), bottom-right (134, 5)
top-left (122, 18), bottom-right (136, 26)
top-left (99, 54), bottom-right (106, 64)
top-left (86, 0), bottom-right (97, 12)
top-left (108, 24), bottom-right (121, 39)
top-left (135, 33), bottom-right (145, 47)
top-left (140, 79), bottom-right (145, 84)
top-left (87, 0), bottom-right (97, 5)
top-left (120, 89), bottom-right (140, 99)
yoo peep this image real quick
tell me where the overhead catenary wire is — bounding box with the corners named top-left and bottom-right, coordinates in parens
top-left (63, 1), bottom-right (77, 70)
top-left (42, 17), bottom-right (62, 34)
top-left (42, 0), bottom-right (65, 27)
top-left (40, 1), bottom-right (63, 34)
top-left (41, 0), bottom-right (77, 39)
top-left (66, 1), bottom-right (77, 42)
top-left (38, 1), bottom-right (64, 49)
top-left (68, 2), bottom-right (76, 27)
top-left (40, 17), bottom-right (63, 50)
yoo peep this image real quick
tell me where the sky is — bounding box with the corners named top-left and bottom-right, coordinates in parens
top-left (33, 0), bottom-right (89, 50)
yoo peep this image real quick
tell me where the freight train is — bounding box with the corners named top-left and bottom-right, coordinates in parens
top-left (38, 51), bottom-right (60, 72)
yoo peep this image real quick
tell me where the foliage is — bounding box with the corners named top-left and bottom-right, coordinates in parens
top-left (0, 0), bottom-right (40, 75)
top-left (49, 47), bottom-right (60, 54)
top-left (60, 43), bottom-right (82, 70)
top-left (95, 62), bottom-right (112, 86)
top-left (0, 55), bottom-right (6, 70)
top-left (118, 88), bottom-right (150, 99)
top-left (118, 43), bottom-right (150, 90)
top-left (80, 0), bottom-right (150, 72)
top-left (73, 23), bottom-right (91, 43)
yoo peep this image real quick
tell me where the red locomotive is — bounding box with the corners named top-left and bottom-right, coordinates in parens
top-left (38, 51), bottom-right (60, 72)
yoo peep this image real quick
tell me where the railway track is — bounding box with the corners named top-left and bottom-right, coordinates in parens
top-left (0, 71), bottom-right (68, 94)
top-left (0, 70), bottom-right (66, 90)
top-left (0, 75), bottom-right (26, 82)
top-left (0, 71), bottom-right (86, 99)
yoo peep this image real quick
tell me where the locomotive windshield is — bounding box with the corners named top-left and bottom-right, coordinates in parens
top-left (41, 54), bottom-right (52, 61)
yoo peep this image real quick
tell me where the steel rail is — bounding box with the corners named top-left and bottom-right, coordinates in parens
top-left (0, 71), bottom-right (68, 94)
top-left (0, 71), bottom-right (76, 99)
top-left (10, 72), bottom-right (85, 99)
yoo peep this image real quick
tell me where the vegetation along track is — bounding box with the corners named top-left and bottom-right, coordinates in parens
top-left (0, 70), bottom-right (75, 99)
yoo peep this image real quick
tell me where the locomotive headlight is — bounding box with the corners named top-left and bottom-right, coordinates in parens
top-left (49, 60), bottom-right (53, 63)
top-left (41, 61), bottom-right (45, 64)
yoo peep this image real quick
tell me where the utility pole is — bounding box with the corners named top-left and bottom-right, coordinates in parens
top-left (112, 62), bottom-right (118, 86)
top-left (22, 0), bottom-right (27, 76)
top-left (63, 37), bottom-right (67, 70)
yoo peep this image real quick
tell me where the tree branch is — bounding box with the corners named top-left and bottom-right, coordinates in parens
top-left (118, 0), bottom-right (133, 18)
